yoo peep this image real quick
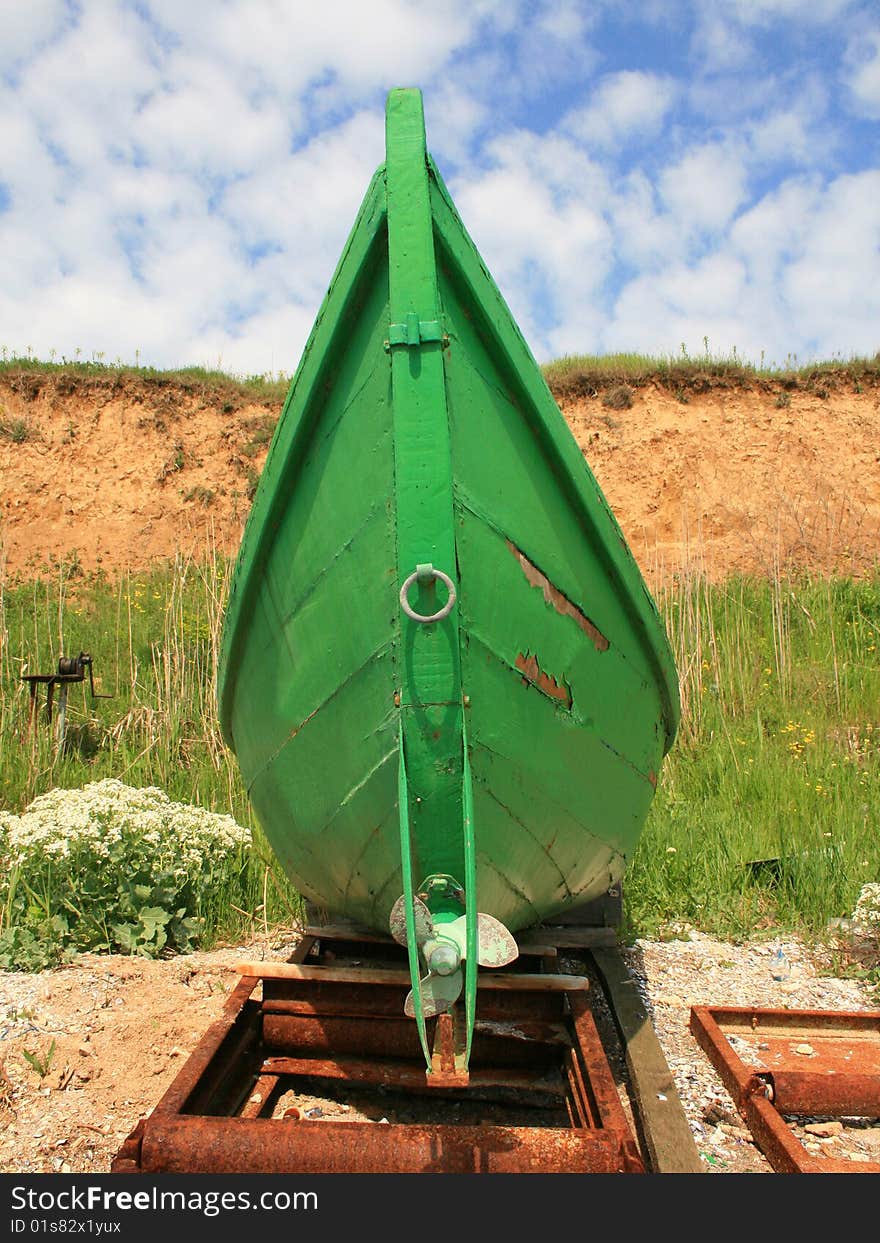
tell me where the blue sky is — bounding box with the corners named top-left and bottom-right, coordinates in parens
top-left (1, 1), bottom-right (878, 375)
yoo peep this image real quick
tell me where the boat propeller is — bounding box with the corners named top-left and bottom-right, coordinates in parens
top-left (389, 894), bottom-right (518, 1018)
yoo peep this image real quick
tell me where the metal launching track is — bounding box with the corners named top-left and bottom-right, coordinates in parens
top-left (113, 924), bottom-right (700, 1175)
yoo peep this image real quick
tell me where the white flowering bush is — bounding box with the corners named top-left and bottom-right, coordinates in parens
top-left (0, 779), bottom-right (252, 969)
top-left (852, 882), bottom-right (880, 932)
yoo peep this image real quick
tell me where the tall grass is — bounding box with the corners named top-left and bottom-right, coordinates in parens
top-left (0, 548), bottom-right (302, 948)
top-left (1, 550), bottom-right (878, 947)
top-left (627, 570), bottom-right (880, 940)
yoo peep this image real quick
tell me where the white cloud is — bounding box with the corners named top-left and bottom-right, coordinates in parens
top-left (844, 29), bottom-right (880, 119)
top-left (143, 0), bottom-right (489, 100)
top-left (782, 170), bottom-right (880, 352)
top-left (603, 165), bottom-right (880, 364)
top-left (15, 4), bottom-right (159, 172)
top-left (746, 105), bottom-right (828, 165)
top-left (565, 71), bottom-right (677, 149)
top-left (222, 110), bottom-right (385, 299)
top-left (536, 0), bottom-right (594, 42)
top-left (134, 57), bottom-right (291, 175)
top-left (607, 172), bottom-right (681, 270)
top-left (691, 14), bottom-right (754, 72)
top-left (659, 143), bottom-right (750, 236)
top-left (606, 253), bottom-right (755, 359)
top-left (452, 131), bottom-right (611, 356)
top-left (0, 0), bottom-right (70, 74)
top-left (422, 83), bottom-right (489, 167)
top-left (0, 0), bottom-right (877, 376)
top-left (723, 0), bottom-right (853, 22)
top-left (730, 177), bottom-right (820, 274)
top-left (187, 303), bottom-right (317, 379)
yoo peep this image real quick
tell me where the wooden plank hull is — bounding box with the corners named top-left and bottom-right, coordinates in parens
top-left (218, 91), bottom-right (679, 939)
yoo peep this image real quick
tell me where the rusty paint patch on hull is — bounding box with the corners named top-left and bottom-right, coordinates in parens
top-left (514, 652), bottom-right (572, 708)
top-left (507, 541), bottom-right (609, 652)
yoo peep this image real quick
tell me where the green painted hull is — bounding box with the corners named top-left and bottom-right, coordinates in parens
top-left (218, 91), bottom-right (679, 941)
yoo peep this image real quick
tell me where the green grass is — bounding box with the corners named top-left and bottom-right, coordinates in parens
top-left (540, 345), bottom-right (880, 400)
top-left (0, 348), bottom-right (291, 404)
top-left (0, 551), bottom-right (878, 953)
top-left (626, 571), bottom-right (880, 941)
top-left (3, 346), bottom-right (878, 412)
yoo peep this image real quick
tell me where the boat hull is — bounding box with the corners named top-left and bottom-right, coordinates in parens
top-left (218, 93), bottom-right (678, 939)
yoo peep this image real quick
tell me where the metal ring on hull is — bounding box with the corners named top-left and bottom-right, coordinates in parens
top-left (399, 566), bottom-right (456, 624)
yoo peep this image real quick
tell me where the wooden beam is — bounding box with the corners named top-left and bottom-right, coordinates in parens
top-left (590, 947), bottom-right (703, 1174)
top-left (234, 962), bottom-right (588, 992)
top-left (517, 926), bottom-right (618, 949)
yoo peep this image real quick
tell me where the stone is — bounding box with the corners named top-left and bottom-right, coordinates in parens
top-left (805, 1120), bottom-right (843, 1138)
top-left (857, 1128), bottom-right (880, 1152)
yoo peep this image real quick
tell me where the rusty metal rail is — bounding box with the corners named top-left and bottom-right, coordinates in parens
top-left (690, 1005), bottom-right (880, 1173)
top-left (113, 925), bottom-right (698, 1175)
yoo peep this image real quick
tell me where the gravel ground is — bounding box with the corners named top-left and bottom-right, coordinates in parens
top-left (0, 930), bottom-right (877, 1175)
top-left (621, 931), bottom-right (879, 1172)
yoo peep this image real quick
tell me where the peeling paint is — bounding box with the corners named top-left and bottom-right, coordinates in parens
top-left (515, 652), bottom-right (572, 708)
top-left (507, 540), bottom-right (609, 651)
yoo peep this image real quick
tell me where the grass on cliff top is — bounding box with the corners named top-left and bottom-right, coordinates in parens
top-left (3, 346), bottom-right (879, 407)
top-left (0, 350), bottom-right (291, 404)
top-left (0, 554), bottom-right (878, 956)
top-left (541, 346), bottom-right (880, 399)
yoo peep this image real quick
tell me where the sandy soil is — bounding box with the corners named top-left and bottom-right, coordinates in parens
top-left (0, 935), bottom-right (297, 1175)
top-left (1, 367), bottom-right (877, 1177)
top-left (1, 369), bottom-right (878, 584)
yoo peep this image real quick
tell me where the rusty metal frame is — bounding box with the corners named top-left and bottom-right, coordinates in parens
top-left (114, 930), bottom-right (645, 1175)
top-left (690, 1005), bottom-right (880, 1173)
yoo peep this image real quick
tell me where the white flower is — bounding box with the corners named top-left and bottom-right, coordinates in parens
top-left (853, 883), bottom-right (880, 930)
top-left (1, 780), bottom-right (250, 870)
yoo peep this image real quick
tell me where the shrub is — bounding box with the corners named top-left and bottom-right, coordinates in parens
top-left (0, 779), bottom-right (252, 969)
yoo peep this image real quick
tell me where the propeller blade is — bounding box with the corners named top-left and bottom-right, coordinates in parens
top-left (389, 894), bottom-right (433, 947)
top-left (429, 913), bottom-right (518, 968)
top-left (404, 967), bottom-right (463, 1019)
top-left (476, 913), bottom-right (519, 967)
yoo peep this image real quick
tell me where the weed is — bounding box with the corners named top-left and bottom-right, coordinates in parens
top-left (602, 385), bottom-right (633, 411)
top-left (183, 486), bottom-right (216, 507)
top-left (156, 441), bottom-right (186, 483)
top-left (5, 1005), bottom-right (36, 1024)
top-left (240, 415), bottom-right (277, 459)
top-left (22, 1039), bottom-right (56, 1079)
top-left (775, 391), bottom-right (791, 408)
top-left (0, 416), bottom-right (33, 443)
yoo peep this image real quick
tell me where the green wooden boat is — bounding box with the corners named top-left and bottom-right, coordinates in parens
top-left (218, 88), bottom-right (679, 1067)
